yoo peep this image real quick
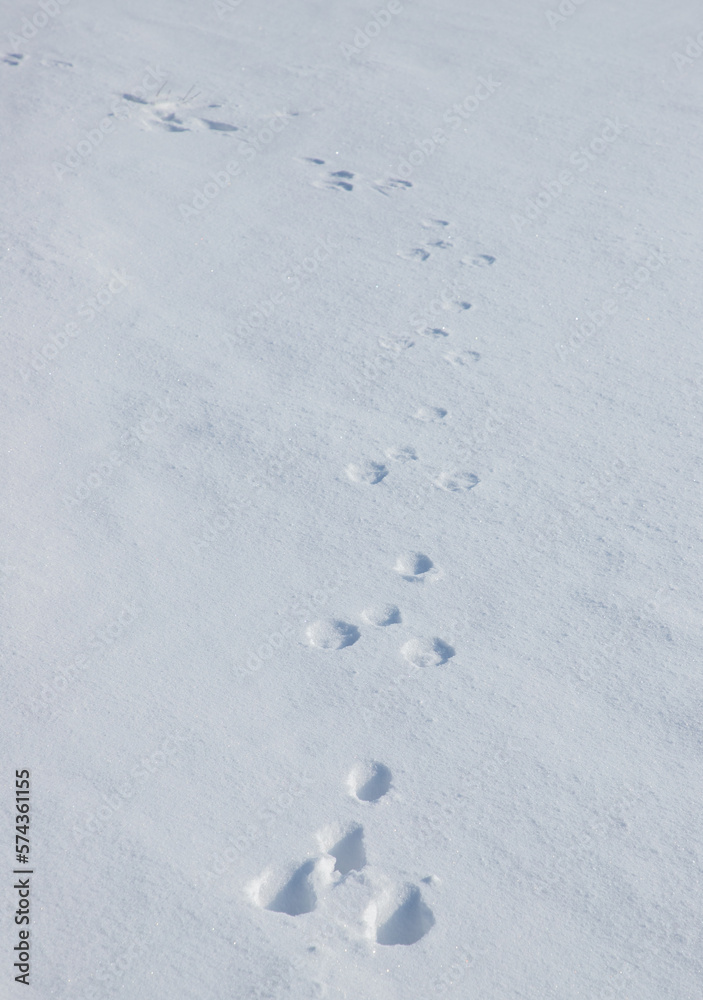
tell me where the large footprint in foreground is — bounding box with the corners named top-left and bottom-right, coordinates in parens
top-left (348, 761), bottom-right (393, 802)
top-left (364, 882), bottom-right (435, 945)
top-left (317, 822), bottom-right (367, 876)
top-left (247, 856), bottom-right (335, 916)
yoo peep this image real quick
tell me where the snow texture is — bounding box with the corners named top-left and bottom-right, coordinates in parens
top-left (2, 0), bottom-right (703, 997)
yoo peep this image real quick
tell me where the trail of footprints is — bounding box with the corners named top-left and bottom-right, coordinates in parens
top-left (341, 220), bottom-right (498, 491)
top-left (299, 544), bottom-right (454, 954)
top-left (248, 763), bottom-right (435, 947)
top-left (345, 441), bottom-right (480, 495)
top-left (400, 218), bottom-right (498, 267)
top-left (119, 89), bottom-right (241, 133)
top-left (249, 169), bottom-right (502, 952)
top-left (303, 550), bottom-right (455, 665)
top-left (303, 157), bottom-right (413, 196)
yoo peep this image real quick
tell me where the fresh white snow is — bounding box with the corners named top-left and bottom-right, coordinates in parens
top-left (2, 0), bottom-right (703, 997)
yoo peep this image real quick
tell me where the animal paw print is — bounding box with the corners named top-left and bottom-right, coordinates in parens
top-left (348, 761), bottom-right (393, 802)
top-left (120, 86), bottom-right (240, 133)
top-left (398, 247), bottom-right (430, 262)
top-left (400, 636), bottom-right (454, 668)
top-left (399, 218), bottom-right (456, 261)
top-left (322, 169), bottom-right (355, 192)
top-left (378, 335), bottom-right (414, 353)
top-left (398, 240), bottom-right (455, 262)
top-left (443, 350), bottom-right (480, 366)
top-left (345, 460), bottom-right (388, 484)
top-left (305, 619), bottom-right (360, 649)
top-left (385, 444), bottom-right (417, 463)
top-left (247, 856), bottom-right (335, 916)
top-left (461, 253), bottom-right (496, 267)
top-left (317, 822), bottom-right (367, 875)
top-left (373, 177), bottom-right (413, 196)
top-left (414, 405), bottom-right (447, 422)
top-left (304, 601), bottom-right (401, 651)
top-left (305, 160), bottom-right (413, 196)
top-left (420, 218), bottom-right (450, 230)
top-left (304, 159), bottom-right (356, 191)
top-left (361, 604), bottom-right (401, 626)
top-left (434, 471), bottom-right (479, 492)
top-left (393, 551), bottom-right (437, 582)
top-left (364, 881), bottom-right (435, 946)
top-left (249, 765), bottom-right (435, 946)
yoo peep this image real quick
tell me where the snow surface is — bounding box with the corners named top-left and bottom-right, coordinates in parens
top-left (2, 0), bottom-right (703, 996)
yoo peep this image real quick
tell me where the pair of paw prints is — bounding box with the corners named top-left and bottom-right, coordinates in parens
top-left (346, 445), bottom-right (479, 494)
top-left (399, 218), bottom-right (453, 262)
top-left (248, 764), bottom-right (435, 946)
top-left (303, 158), bottom-right (413, 196)
top-left (378, 331), bottom-right (481, 367)
top-left (304, 553), bottom-right (454, 667)
top-left (400, 218), bottom-right (497, 268)
top-left (119, 89), bottom-right (239, 133)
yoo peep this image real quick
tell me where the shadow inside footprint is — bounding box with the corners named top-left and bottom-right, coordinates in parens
top-left (201, 119), bottom-right (239, 131)
top-left (464, 254), bottom-right (496, 267)
top-left (324, 170), bottom-right (354, 191)
top-left (376, 886), bottom-right (435, 946)
top-left (356, 763), bottom-right (392, 802)
top-left (399, 247), bottom-right (430, 261)
top-left (330, 825), bottom-right (366, 875)
top-left (306, 619), bottom-right (360, 649)
top-left (394, 552), bottom-right (434, 577)
top-left (267, 861), bottom-right (317, 916)
top-left (401, 637), bottom-right (455, 668)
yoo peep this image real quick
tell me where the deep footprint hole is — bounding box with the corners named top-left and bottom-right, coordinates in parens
top-left (376, 886), bottom-right (435, 946)
top-left (266, 861), bottom-right (317, 916)
top-left (356, 763), bottom-right (392, 802)
top-left (329, 825), bottom-right (366, 876)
